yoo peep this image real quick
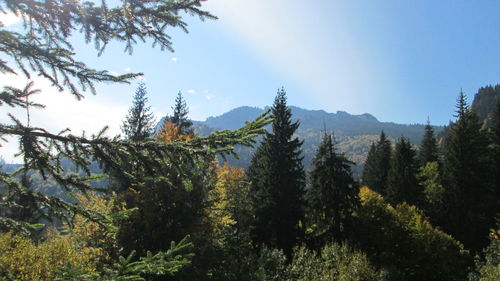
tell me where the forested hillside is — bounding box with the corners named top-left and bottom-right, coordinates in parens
top-left (156, 106), bottom-right (443, 176)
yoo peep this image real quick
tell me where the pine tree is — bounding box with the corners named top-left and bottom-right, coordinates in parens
top-left (361, 131), bottom-right (392, 194)
top-left (169, 91), bottom-right (193, 137)
top-left (248, 88), bottom-right (305, 256)
top-left (386, 137), bottom-right (421, 206)
top-left (442, 91), bottom-right (493, 252)
top-left (419, 119), bottom-right (439, 165)
top-left (306, 133), bottom-right (358, 245)
top-left (121, 82), bottom-right (156, 141)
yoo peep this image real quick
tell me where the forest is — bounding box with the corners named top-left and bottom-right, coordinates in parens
top-left (0, 1), bottom-right (499, 280)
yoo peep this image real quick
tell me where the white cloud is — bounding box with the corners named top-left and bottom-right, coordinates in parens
top-left (205, 94), bottom-right (216, 101)
top-left (1, 12), bottom-right (21, 27)
top-left (171, 57), bottom-right (178, 62)
top-left (124, 66), bottom-right (132, 72)
top-left (186, 89), bottom-right (196, 94)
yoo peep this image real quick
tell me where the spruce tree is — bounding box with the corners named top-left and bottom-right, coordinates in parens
top-left (419, 119), bottom-right (439, 165)
top-left (443, 91), bottom-right (493, 252)
top-left (170, 91), bottom-right (193, 136)
top-left (361, 131), bottom-right (392, 194)
top-left (386, 137), bottom-right (421, 206)
top-left (306, 133), bottom-right (358, 245)
top-left (121, 82), bottom-right (156, 141)
top-left (248, 88), bottom-right (305, 256)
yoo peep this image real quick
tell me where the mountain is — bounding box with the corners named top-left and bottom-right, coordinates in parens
top-left (156, 106), bottom-right (444, 178)
top-left (471, 84), bottom-right (500, 127)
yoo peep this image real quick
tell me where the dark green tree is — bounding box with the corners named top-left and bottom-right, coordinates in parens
top-left (419, 119), bottom-right (439, 165)
top-left (442, 91), bottom-right (493, 252)
top-left (361, 131), bottom-right (392, 194)
top-left (487, 101), bottom-right (500, 209)
top-left (386, 137), bottom-right (422, 206)
top-left (169, 91), bottom-right (193, 136)
top-left (248, 88), bottom-right (305, 256)
top-left (306, 133), bottom-right (358, 245)
top-left (121, 82), bottom-right (156, 141)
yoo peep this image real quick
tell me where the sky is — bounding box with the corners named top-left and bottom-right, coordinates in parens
top-left (1, 0), bottom-right (500, 162)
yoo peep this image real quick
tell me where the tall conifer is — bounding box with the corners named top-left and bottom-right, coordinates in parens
top-left (443, 91), bottom-right (492, 252)
top-left (361, 131), bottom-right (392, 194)
top-left (170, 91), bottom-right (193, 136)
top-left (307, 133), bottom-right (358, 245)
top-left (248, 88), bottom-right (305, 256)
top-left (419, 119), bottom-right (439, 165)
top-left (386, 137), bottom-right (421, 206)
top-left (121, 82), bottom-right (156, 141)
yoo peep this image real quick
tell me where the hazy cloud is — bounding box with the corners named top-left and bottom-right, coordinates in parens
top-left (1, 12), bottom-right (21, 27)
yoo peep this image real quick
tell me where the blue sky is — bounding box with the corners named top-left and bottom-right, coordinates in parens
top-left (1, 0), bottom-right (500, 162)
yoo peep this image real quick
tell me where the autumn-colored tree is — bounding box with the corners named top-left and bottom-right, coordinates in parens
top-left (207, 163), bottom-right (255, 281)
top-left (352, 187), bottom-right (469, 281)
top-left (156, 120), bottom-right (192, 142)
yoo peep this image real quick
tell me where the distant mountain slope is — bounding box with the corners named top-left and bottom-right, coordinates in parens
top-left (157, 106), bottom-right (443, 178)
top-left (471, 84), bottom-right (500, 127)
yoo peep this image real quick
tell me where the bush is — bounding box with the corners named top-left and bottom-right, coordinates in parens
top-left (0, 231), bottom-right (96, 281)
top-left (352, 187), bottom-right (470, 281)
top-left (291, 242), bottom-right (382, 281)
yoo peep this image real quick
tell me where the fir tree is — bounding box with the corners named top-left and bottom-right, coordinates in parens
top-left (443, 91), bottom-right (493, 252)
top-left (306, 133), bottom-right (358, 245)
top-left (419, 119), bottom-right (439, 165)
top-left (169, 91), bottom-right (193, 136)
top-left (361, 131), bottom-right (392, 194)
top-left (248, 88), bottom-right (305, 256)
top-left (121, 82), bottom-right (156, 141)
top-left (386, 137), bottom-right (421, 206)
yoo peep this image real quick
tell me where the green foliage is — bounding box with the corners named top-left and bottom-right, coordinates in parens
top-left (353, 187), bottom-right (470, 281)
top-left (306, 133), bottom-right (358, 245)
top-left (419, 119), bottom-right (439, 165)
top-left (121, 82), bottom-right (156, 141)
top-left (443, 91), bottom-right (494, 252)
top-left (248, 88), bottom-right (305, 256)
top-left (417, 161), bottom-right (445, 224)
top-left (362, 131), bottom-right (392, 194)
top-left (53, 235), bottom-right (194, 281)
top-left (254, 246), bottom-right (293, 281)
top-left (0, 0), bottom-right (221, 234)
top-left (469, 226), bottom-right (500, 281)
top-left (169, 91), bottom-right (194, 137)
top-left (386, 137), bottom-right (422, 206)
top-left (291, 243), bottom-right (382, 281)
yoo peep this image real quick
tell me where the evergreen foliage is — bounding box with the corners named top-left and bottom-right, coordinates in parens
top-left (248, 88), bottom-right (305, 256)
top-left (121, 82), bottom-right (156, 141)
top-left (306, 133), bottom-right (358, 245)
top-left (442, 91), bottom-right (494, 252)
top-left (386, 137), bottom-right (421, 206)
top-left (419, 120), bottom-right (439, 165)
top-left (169, 91), bottom-right (194, 137)
top-left (362, 131), bottom-right (391, 194)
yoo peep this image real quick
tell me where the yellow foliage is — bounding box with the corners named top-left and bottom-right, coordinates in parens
top-left (156, 120), bottom-right (191, 142)
top-left (208, 163), bottom-right (247, 236)
top-left (0, 231), bottom-right (96, 280)
top-left (69, 192), bottom-right (120, 267)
